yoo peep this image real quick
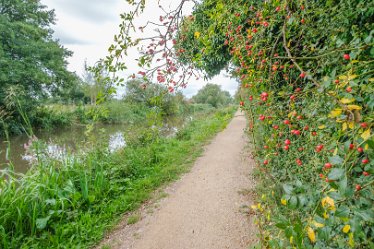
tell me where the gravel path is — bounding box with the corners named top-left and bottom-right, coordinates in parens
top-left (99, 110), bottom-right (257, 249)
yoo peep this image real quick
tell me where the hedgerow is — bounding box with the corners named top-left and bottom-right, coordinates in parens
top-left (177, 0), bottom-right (373, 247)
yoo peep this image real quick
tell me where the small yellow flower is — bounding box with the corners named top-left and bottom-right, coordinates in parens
top-left (281, 198), bottom-right (287, 205)
top-left (194, 31), bottom-right (200, 39)
top-left (342, 224), bottom-right (351, 233)
top-left (307, 227), bottom-right (316, 243)
top-left (290, 236), bottom-right (293, 244)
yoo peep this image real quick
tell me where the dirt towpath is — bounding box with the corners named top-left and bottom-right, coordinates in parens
top-left (100, 110), bottom-right (257, 249)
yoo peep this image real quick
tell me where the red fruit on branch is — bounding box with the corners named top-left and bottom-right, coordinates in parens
top-left (312, 131), bottom-right (317, 136)
top-left (273, 125), bottom-right (279, 130)
top-left (283, 145), bottom-right (289, 150)
top-left (362, 158), bottom-right (369, 164)
top-left (346, 86), bottom-right (352, 92)
top-left (299, 72), bottom-right (306, 78)
top-left (263, 160), bottom-right (269, 165)
top-left (349, 144), bottom-right (355, 150)
top-left (259, 115), bottom-right (266, 121)
top-left (284, 139), bottom-right (291, 145)
top-left (357, 147), bottom-right (364, 153)
top-left (343, 54), bottom-right (350, 60)
top-left (290, 95), bottom-right (296, 101)
top-left (324, 162), bottom-right (332, 169)
top-left (360, 122), bottom-right (368, 128)
top-left (283, 120), bottom-right (290, 125)
top-left (355, 185), bottom-right (362, 191)
top-left (334, 79), bottom-right (339, 84)
top-left (315, 144), bottom-right (324, 152)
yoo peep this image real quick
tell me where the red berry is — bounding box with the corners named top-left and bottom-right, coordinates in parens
top-left (284, 120), bottom-right (290, 125)
top-left (315, 145), bottom-right (324, 152)
top-left (349, 144), bottom-right (355, 150)
top-left (283, 145), bottom-right (289, 150)
top-left (285, 139), bottom-right (291, 145)
top-left (360, 122), bottom-right (368, 128)
top-left (249, 96), bottom-right (253, 101)
top-left (346, 86), bottom-right (352, 93)
top-left (319, 173), bottom-right (324, 178)
top-left (298, 147), bottom-right (304, 151)
top-left (263, 160), bottom-right (269, 165)
top-left (301, 18), bottom-right (305, 24)
top-left (363, 171), bottom-right (370, 176)
top-left (290, 95), bottom-right (296, 101)
top-left (312, 131), bottom-right (317, 136)
top-left (304, 126), bottom-right (309, 131)
top-left (362, 158), bottom-right (369, 164)
top-left (334, 79), bottom-right (339, 84)
top-left (240, 101), bottom-right (244, 106)
top-left (275, 6), bottom-right (281, 11)
top-left (297, 115), bottom-right (303, 120)
top-left (343, 54), bottom-right (350, 60)
top-left (292, 130), bottom-right (301, 136)
top-left (324, 163), bottom-right (332, 169)
top-left (357, 147), bottom-right (364, 153)
top-left (295, 87), bottom-right (302, 92)
top-left (263, 145), bottom-right (269, 149)
top-left (299, 72), bottom-right (306, 78)
top-left (273, 125), bottom-right (279, 130)
top-left (355, 184), bottom-right (361, 191)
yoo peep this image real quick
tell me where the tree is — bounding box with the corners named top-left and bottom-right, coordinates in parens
top-left (0, 0), bottom-right (76, 132)
top-left (192, 83), bottom-right (232, 108)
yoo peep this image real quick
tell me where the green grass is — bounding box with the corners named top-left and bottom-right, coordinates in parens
top-left (0, 107), bottom-right (236, 249)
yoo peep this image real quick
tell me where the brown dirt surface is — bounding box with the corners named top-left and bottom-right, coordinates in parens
top-left (98, 110), bottom-right (258, 249)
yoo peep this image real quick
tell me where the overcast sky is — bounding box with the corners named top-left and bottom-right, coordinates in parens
top-left (40, 0), bottom-right (238, 97)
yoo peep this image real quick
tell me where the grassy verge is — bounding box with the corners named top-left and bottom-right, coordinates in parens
top-left (0, 107), bottom-right (236, 249)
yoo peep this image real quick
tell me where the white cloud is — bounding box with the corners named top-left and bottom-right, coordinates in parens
top-left (40, 0), bottom-right (238, 97)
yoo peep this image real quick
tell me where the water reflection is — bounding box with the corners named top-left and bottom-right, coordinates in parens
top-left (0, 117), bottom-right (185, 174)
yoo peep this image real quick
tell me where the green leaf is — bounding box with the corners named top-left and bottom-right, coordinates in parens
top-left (36, 216), bottom-right (51, 230)
top-left (283, 184), bottom-right (294, 194)
top-left (328, 155), bottom-right (344, 165)
top-left (335, 206), bottom-right (350, 218)
top-left (328, 168), bottom-right (345, 180)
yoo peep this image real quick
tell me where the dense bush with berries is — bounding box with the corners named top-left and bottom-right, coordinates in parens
top-left (177, 0), bottom-right (373, 247)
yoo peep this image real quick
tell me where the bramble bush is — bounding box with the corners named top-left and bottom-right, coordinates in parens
top-left (176, 0), bottom-right (373, 248)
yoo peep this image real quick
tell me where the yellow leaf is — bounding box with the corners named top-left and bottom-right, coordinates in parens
top-left (313, 221), bottom-right (325, 228)
top-left (290, 236), bottom-right (293, 244)
top-left (323, 211), bottom-right (329, 219)
top-left (347, 105), bottom-right (362, 110)
top-left (340, 98), bottom-right (355, 104)
top-left (288, 111), bottom-right (297, 118)
top-left (343, 122), bottom-right (348, 131)
top-left (281, 199), bottom-right (287, 205)
top-left (365, 144), bottom-right (369, 150)
top-left (333, 147), bottom-right (338, 155)
top-left (329, 108), bottom-right (342, 118)
top-left (307, 227), bottom-right (316, 243)
top-left (348, 121), bottom-right (354, 129)
top-left (194, 31), bottom-right (200, 39)
top-left (318, 125), bottom-right (326, 129)
top-left (342, 224), bottom-right (351, 233)
top-left (361, 129), bottom-right (371, 141)
top-left (322, 196), bottom-right (336, 211)
top-left (348, 233), bottom-right (355, 247)
top-left (351, 60), bottom-right (359, 64)
top-left (348, 74), bottom-right (358, 80)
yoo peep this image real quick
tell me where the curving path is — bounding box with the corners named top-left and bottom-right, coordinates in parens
top-left (100, 110), bottom-right (257, 249)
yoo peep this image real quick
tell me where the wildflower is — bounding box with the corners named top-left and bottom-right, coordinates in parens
top-left (342, 224), bottom-right (351, 233)
top-left (281, 198), bottom-right (287, 205)
top-left (307, 227), bottom-right (316, 243)
top-left (321, 196), bottom-right (336, 211)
